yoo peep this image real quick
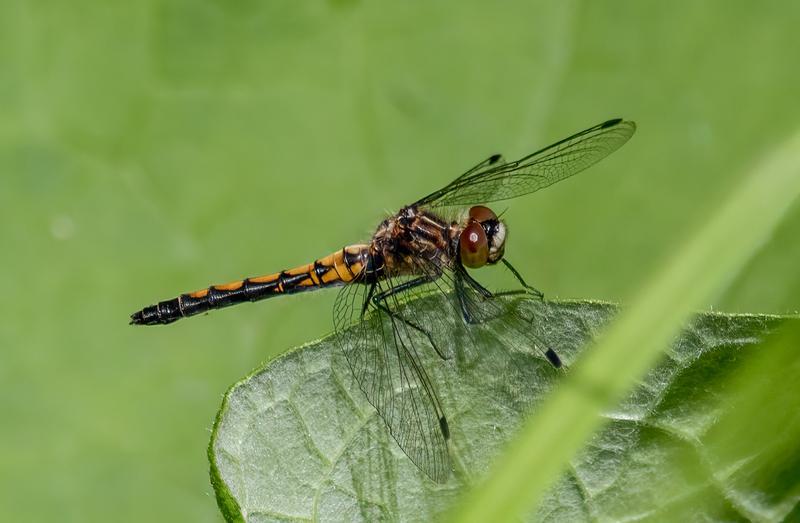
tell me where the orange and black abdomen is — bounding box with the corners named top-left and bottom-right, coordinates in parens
top-left (130, 245), bottom-right (374, 326)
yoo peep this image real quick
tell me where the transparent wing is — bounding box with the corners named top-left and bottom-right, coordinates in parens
top-left (415, 118), bottom-right (636, 208)
top-left (459, 152), bottom-right (505, 179)
top-left (449, 266), bottom-right (563, 368)
top-left (332, 250), bottom-right (562, 482)
top-left (333, 262), bottom-right (451, 483)
top-left (414, 258), bottom-right (563, 368)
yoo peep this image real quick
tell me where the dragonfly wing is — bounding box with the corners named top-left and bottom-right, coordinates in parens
top-left (333, 265), bottom-right (452, 483)
top-left (458, 152), bottom-right (505, 180)
top-left (443, 266), bottom-right (563, 368)
top-left (415, 118), bottom-right (636, 208)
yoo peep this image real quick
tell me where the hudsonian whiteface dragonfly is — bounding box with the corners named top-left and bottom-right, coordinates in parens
top-left (131, 118), bottom-right (636, 482)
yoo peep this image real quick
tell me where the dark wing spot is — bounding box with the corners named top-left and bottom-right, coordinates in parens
top-left (439, 416), bottom-right (450, 440)
top-left (545, 348), bottom-right (562, 368)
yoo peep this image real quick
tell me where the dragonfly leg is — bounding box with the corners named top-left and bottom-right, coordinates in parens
top-left (500, 258), bottom-right (544, 299)
top-left (360, 282), bottom-right (377, 319)
top-left (455, 269), bottom-right (494, 324)
top-left (372, 277), bottom-right (448, 360)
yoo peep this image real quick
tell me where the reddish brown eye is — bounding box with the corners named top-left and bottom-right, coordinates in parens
top-left (468, 205), bottom-right (497, 223)
top-left (459, 222), bottom-right (489, 268)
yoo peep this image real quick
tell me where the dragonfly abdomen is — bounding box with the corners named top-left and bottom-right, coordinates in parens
top-left (130, 245), bottom-right (370, 325)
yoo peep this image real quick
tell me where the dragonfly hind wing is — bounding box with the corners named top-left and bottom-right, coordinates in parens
top-left (333, 274), bottom-right (452, 483)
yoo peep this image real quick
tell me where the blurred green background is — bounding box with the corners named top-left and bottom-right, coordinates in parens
top-left (2, 1), bottom-right (799, 521)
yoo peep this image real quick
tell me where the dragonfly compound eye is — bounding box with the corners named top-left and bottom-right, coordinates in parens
top-left (468, 205), bottom-right (497, 223)
top-left (459, 222), bottom-right (489, 268)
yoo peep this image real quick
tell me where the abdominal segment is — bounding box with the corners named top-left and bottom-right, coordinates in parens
top-left (130, 245), bottom-right (370, 325)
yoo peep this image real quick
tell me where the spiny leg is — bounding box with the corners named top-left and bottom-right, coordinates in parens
top-left (457, 263), bottom-right (538, 302)
top-left (454, 269), bottom-right (490, 325)
top-left (498, 258), bottom-right (544, 299)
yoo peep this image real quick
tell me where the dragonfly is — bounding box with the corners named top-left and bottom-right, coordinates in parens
top-left (131, 118), bottom-right (636, 483)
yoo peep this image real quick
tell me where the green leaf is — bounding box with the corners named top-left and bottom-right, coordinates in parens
top-left (629, 319), bottom-right (800, 522)
top-left (208, 296), bottom-right (794, 521)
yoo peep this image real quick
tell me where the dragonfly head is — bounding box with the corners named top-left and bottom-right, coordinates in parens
top-left (459, 205), bottom-right (506, 268)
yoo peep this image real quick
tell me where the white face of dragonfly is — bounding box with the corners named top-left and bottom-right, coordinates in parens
top-left (487, 220), bottom-right (506, 264)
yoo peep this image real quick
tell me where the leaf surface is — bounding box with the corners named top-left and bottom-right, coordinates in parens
top-left (209, 297), bottom-right (795, 521)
